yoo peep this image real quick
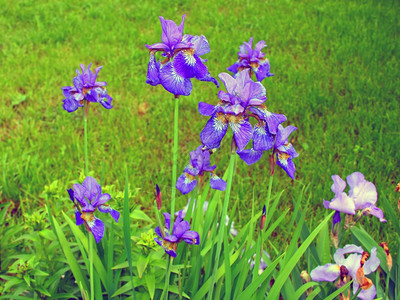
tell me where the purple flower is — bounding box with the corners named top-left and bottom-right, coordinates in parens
top-left (145, 15), bottom-right (218, 96)
top-left (237, 124), bottom-right (298, 179)
top-left (227, 37), bottom-right (274, 82)
top-left (176, 145), bottom-right (226, 194)
top-left (67, 176), bottom-right (119, 243)
top-left (62, 64), bottom-right (113, 113)
top-left (154, 210), bottom-right (200, 257)
top-left (323, 172), bottom-right (386, 223)
top-left (311, 245), bottom-right (380, 300)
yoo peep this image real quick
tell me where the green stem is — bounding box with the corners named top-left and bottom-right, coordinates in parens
top-left (170, 96), bottom-right (179, 232)
top-left (84, 102), bottom-right (89, 176)
top-left (207, 151), bottom-right (236, 299)
top-left (89, 232), bottom-right (94, 300)
top-left (161, 256), bottom-right (172, 300)
top-left (265, 174), bottom-right (274, 229)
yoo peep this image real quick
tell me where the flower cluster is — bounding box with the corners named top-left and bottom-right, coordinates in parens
top-left (227, 37), bottom-right (274, 82)
top-left (176, 145), bottom-right (226, 194)
top-left (154, 210), bottom-right (199, 257)
top-left (146, 15), bottom-right (218, 96)
top-left (68, 176), bottom-right (120, 243)
top-left (62, 64), bottom-right (113, 113)
top-left (323, 172), bottom-right (386, 227)
top-left (199, 70), bottom-right (298, 179)
top-left (311, 245), bottom-right (380, 300)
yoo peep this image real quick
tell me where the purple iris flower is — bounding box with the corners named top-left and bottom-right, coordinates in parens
top-left (237, 124), bottom-right (298, 179)
top-left (154, 210), bottom-right (200, 257)
top-left (145, 15), bottom-right (218, 96)
top-left (311, 245), bottom-right (380, 300)
top-left (62, 64), bottom-right (113, 113)
top-left (176, 145), bottom-right (226, 194)
top-left (199, 70), bottom-right (278, 152)
top-left (227, 37), bottom-right (274, 82)
top-left (67, 176), bottom-right (119, 243)
top-left (323, 172), bottom-right (386, 224)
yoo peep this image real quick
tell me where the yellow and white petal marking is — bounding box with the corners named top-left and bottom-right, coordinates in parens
top-left (182, 49), bottom-right (196, 66)
top-left (162, 240), bottom-right (178, 252)
top-left (278, 152), bottom-right (290, 166)
top-left (254, 121), bottom-right (267, 136)
top-left (226, 114), bottom-right (244, 134)
top-left (80, 212), bottom-right (96, 230)
top-left (214, 113), bottom-right (228, 132)
top-left (184, 173), bottom-right (196, 184)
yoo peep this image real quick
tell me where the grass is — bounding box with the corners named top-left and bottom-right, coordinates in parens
top-left (0, 0), bottom-right (399, 251)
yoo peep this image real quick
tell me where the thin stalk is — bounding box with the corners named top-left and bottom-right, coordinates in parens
top-left (161, 256), bottom-right (172, 300)
top-left (84, 102), bottom-right (89, 176)
top-left (264, 174), bottom-right (274, 229)
top-left (207, 151), bottom-right (236, 300)
top-left (89, 233), bottom-right (94, 300)
top-left (170, 95), bottom-right (179, 232)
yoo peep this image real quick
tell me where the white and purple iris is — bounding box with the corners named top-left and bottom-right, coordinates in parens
top-left (62, 63), bottom-right (113, 113)
top-left (68, 176), bottom-right (119, 243)
top-left (155, 210), bottom-right (200, 257)
top-left (311, 245), bottom-right (380, 300)
top-left (145, 15), bottom-right (218, 96)
top-left (323, 172), bottom-right (386, 226)
top-left (176, 145), bottom-right (226, 195)
top-left (228, 37), bottom-right (274, 82)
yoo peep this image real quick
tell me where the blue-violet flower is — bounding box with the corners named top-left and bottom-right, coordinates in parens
top-left (228, 37), bottom-right (274, 82)
top-left (68, 176), bottom-right (119, 243)
top-left (146, 15), bottom-right (218, 96)
top-left (155, 210), bottom-right (200, 257)
top-left (62, 63), bottom-right (113, 113)
top-left (176, 145), bottom-right (226, 194)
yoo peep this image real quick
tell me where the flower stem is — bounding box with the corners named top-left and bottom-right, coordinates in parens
top-left (265, 174), bottom-right (274, 229)
top-left (84, 102), bottom-right (89, 176)
top-left (170, 95), bottom-right (179, 232)
top-left (89, 232), bottom-right (94, 300)
top-left (161, 256), bottom-right (172, 300)
top-left (207, 150), bottom-right (236, 299)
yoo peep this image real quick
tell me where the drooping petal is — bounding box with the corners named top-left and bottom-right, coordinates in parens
top-left (210, 173), bottom-right (227, 191)
top-left (173, 219), bottom-right (191, 240)
top-left (183, 163), bottom-right (200, 177)
top-left (173, 51), bottom-right (207, 79)
top-left (146, 53), bottom-right (161, 86)
top-left (163, 213), bottom-right (171, 231)
top-left (328, 192), bottom-right (356, 215)
top-left (176, 172), bottom-right (197, 195)
top-left (227, 62), bottom-right (239, 75)
top-left (363, 247), bottom-right (380, 275)
top-left (363, 205), bottom-right (386, 222)
top-left (187, 34), bottom-right (210, 56)
top-left (99, 94), bottom-right (113, 109)
top-left (357, 284), bottom-right (376, 300)
top-left (75, 208), bottom-right (84, 226)
top-left (331, 175), bottom-right (347, 196)
top-left (182, 230), bottom-right (200, 245)
top-left (198, 102), bottom-right (216, 116)
top-left (334, 245), bottom-right (363, 266)
top-left (249, 106), bottom-right (286, 135)
top-left (253, 121), bottom-right (274, 151)
top-left (227, 115), bottom-right (253, 152)
top-left (98, 204), bottom-right (120, 223)
top-left (200, 114), bottom-right (228, 149)
top-left (81, 212), bottom-right (105, 243)
top-left (92, 193), bottom-right (111, 207)
top-left (237, 148), bottom-right (264, 165)
top-left (159, 62), bottom-right (193, 96)
top-left (254, 58), bottom-right (274, 82)
top-left (197, 72), bottom-right (219, 88)
top-left (310, 264), bottom-right (340, 282)
top-left (276, 125), bottom-right (297, 146)
top-left (276, 152), bottom-right (296, 179)
top-left (62, 98), bottom-right (80, 113)
top-left (155, 227), bottom-right (163, 239)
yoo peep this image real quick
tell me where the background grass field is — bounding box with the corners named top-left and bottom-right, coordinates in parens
top-left (1, 0), bottom-right (399, 245)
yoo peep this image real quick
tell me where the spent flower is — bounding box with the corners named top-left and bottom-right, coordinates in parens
top-left (146, 15), bottom-right (218, 96)
top-left (62, 63), bottom-right (113, 112)
top-left (68, 176), bottom-right (119, 243)
top-left (154, 210), bottom-right (199, 257)
top-left (228, 37), bottom-right (274, 82)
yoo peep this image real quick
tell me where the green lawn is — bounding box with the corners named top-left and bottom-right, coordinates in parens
top-left (1, 0), bottom-right (399, 241)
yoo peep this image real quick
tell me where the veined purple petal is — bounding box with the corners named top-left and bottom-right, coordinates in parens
top-left (253, 121), bottom-right (274, 151)
top-left (159, 62), bottom-right (193, 96)
top-left (347, 173), bottom-right (377, 209)
top-left (197, 72), bottom-right (219, 88)
top-left (98, 204), bottom-right (120, 223)
top-left (73, 75), bottom-right (84, 90)
top-left (276, 125), bottom-right (297, 146)
top-left (62, 98), bottom-right (80, 113)
top-left (82, 176), bottom-right (101, 202)
top-left (165, 247), bottom-right (177, 257)
top-left (81, 213), bottom-right (105, 243)
top-left (173, 51), bottom-right (207, 79)
top-left (176, 172), bottom-right (197, 195)
top-left (346, 172), bottom-right (365, 190)
top-left (99, 94), bottom-right (113, 109)
top-left (227, 62), bottom-right (239, 75)
top-left (182, 230), bottom-right (200, 245)
top-left (328, 193), bottom-right (356, 215)
top-left (333, 244), bottom-right (363, 266)
top-left (199, 102), bottom-right (216, 116)
top-left (237, 148), bottom-right (264, 165)
top-left (210, 173), bottom-right (227, 191)
top-left (72, 183), bottom-right (89, 208)
top-left (67, 188), bottom-right (75, 203)
top-left (310, 264), bottom-right (340, 282)
top-left (254, 58), bottom-right (274, 82)
top-left (228, 115), bottom-right (252, 152)
top-left (155, 227), bottom-right (163, 239)
top-left (92, 193), bottom-right (111, 207)
top-left (184, 34), bottom-right (210, 56)
top-left (364, 205), bottom-right (386, 222)
top-left (75, 208), bottom-right (84, 226)
top-left (200, 114), bottom-right (228, 149)
top-left (173, 219), bottom-right (191, 239)
top-left (254, 40), bottom-right (266, 54)
top-left (219, 73), bottom-right (237, 94)
top-left (276, 152), bottom-right (296, 179)
top-left (163, 213), bottom-right (171, 231)
top-left (62, 86), bottom-right (77, 98)
top-left (154, 237), bottom-right (163, 246)
top-left (164, 234), bottom-right (179, 243)
top-left (146, 53), bottom-right (161, 86)
top-left (331, 175), bottom-right (346, 196)
top-left (357, 284), bottom-right (376, 300)
top-left (363, 247), bottom-right (380, 275)
top-left (249, 106), bottom-right (286, 134)
top-left (183, 163), bottom-right (200, 177)
top-left (159, 15), bottom-right (185, 49)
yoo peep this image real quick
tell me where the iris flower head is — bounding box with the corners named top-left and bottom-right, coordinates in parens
top-left (68, 176), bottom-right (119, 243)
top-left (145, 15), bottom-right (218, 96)
top-left (154, 210), bottom-right (200, 257)
top-left (176, 145), bottom-right (226, 194)
top-left (62, 63), bottom-right (113, 113)
top-left (228, 37), bottom-right (274, 82)
top-left (323, 172), bottom-right (386, 225)
top-left (311, 245), bottom-right (380, 300)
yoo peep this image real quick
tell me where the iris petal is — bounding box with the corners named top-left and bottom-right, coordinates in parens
top-left (228, 116), bottom-right (252, 152)
top-left (210, 174), bottom-right (227, 191)
top-left (159, 62), bottom-right (193, 96)
top-left (146, 53), bottom-right (161, 86)
top-left (253, 122), bottom-right (274, 151)
top-left (176, 173), bottom-right (197, 195)
top-left (173, 51), bottom-right (207, 79)
top-left (200, 114), bottom-right (228, 149)
top-left (237, 148), bottom-right (264, 165)
top-left (98, 204), bottom-right (120, 223)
